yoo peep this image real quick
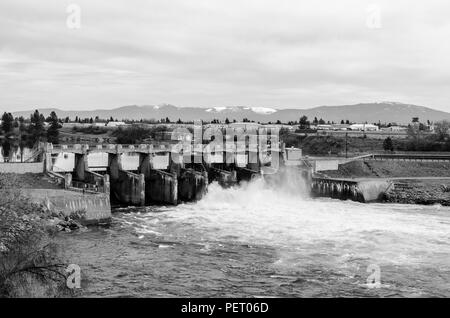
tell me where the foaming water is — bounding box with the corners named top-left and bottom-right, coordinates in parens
top-left (58, 176), bottom-right (450, 297)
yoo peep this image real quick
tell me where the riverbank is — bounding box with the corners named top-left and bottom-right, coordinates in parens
top-left (0, 177), bottom-right (79, 297)
top-left (384, 179), bottom-right (450, 206)
top-left (0, 169), bottom-right (113, 297)
top-left (0, 172), bottom-right (112, 225)
top-left (319, 160), bottom-right (450, 205)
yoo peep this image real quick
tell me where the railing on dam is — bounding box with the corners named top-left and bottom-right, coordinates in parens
top-left (44, 141), bottom-right (283, 155)
top-left (361, 153), bottom-right (450, 162)
top-left (72, 180), bottom-right (105, 193)
top-left (48, 143), bottom-right (175, 154)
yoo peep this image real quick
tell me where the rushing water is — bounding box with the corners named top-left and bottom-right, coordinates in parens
top-left (57, 175), bottom-right (450, 298)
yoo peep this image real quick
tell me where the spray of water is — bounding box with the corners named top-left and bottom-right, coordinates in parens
top-left (112, 170), bottom-right (450, 296)
top-left (163, 171), bottom-right (450, 269)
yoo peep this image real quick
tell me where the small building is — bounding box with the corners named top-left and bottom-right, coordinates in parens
top-left (317, 124), bottom-right (332, 130)
top-left (349, 124), bottom-right (379, 131)
top-left (331, 124), bottom-right (350, 131)
top-left (285, 147), bottom-right (302, 160)
top-left (229, 122), bottom-right (261, 131)
top-left (106, 121), bottom-right (127, 127)
top-left (381, 126), bottom-right (407, 132)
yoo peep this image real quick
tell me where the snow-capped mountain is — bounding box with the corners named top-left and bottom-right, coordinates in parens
top-left (11, 102), bottom-right (450, 124)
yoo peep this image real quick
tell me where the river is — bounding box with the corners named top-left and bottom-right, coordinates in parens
top-left (57, 177), bottom-right (450, 297)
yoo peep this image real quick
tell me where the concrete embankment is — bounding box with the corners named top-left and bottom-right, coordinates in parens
top-left (311, 177), bottom-right (391, 203)
top-left (22, 189), bottom-right (111, 225)
top-left (317, 160), bottom-right (450, 205)
top-left (0, 172), bottom-right (111, 224)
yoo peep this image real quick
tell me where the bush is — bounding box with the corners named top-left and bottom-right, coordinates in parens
top-left (72, 125), bottom-right (108, 135)
top-left (0, 179), bottom-right (69, 297)
top-left (383, 137), bottom-right (394, 151)
top-left (112, 125), bottom-right (170, 144)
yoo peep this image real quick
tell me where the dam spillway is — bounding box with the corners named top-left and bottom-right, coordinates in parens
top-left (311, 177), bottom-right (392, 203)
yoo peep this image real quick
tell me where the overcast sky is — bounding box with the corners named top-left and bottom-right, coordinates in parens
top-left (0, 0), bottom-right (449, 112)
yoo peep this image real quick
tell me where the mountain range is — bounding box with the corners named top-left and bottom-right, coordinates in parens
top-left (11, 102), bottom-right (450, 124)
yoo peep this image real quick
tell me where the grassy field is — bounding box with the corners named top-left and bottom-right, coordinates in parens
top-left (322, 161), bottom-right (450, 178)
top-left (281, 134), bottom-right (386, 156)
top-left (0, 173), bottom-right (61, 189)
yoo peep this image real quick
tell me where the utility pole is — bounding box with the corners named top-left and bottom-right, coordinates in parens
top-left (345, 132), bottom-right (348, 158)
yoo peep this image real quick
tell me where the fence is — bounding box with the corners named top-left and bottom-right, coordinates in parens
top-left (71, 180), bottom-right (105, 193)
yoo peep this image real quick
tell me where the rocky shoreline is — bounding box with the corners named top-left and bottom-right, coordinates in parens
top-left (383, 179), bottom-right (450, 206)
top-left (320, 160), bottom-right (450, 206)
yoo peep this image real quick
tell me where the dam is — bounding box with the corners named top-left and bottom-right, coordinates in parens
top-left (42, 137), bottom-right (293, 206)
top-left (2, 136), bottom-right (403, 227)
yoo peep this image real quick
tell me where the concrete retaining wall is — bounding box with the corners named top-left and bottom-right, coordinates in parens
top-left (178, 169), bottom-right (208, 202)
top-left (21, 189), bottom-right (111, 225)
top-left (311, 177), bottom-right (391, 202)
top-left (110, 170), bottom-right (145, 206)
top-left (146, 170), bottom-right (178, 205)
top-left (0, 161), bottom-right (44, 173)
top-left (313, 160), bottom-right (339, 172)
top-left (208, 167), bottom-right (237, 187)
top-left (235, 167), bottom-right (260, 182)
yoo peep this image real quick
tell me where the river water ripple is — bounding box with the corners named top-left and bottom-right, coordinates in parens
top-left (58, 179), bottom-right (450, 297)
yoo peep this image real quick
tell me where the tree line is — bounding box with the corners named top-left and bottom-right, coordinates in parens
top-left (1, 110), bottom-right (61, 147)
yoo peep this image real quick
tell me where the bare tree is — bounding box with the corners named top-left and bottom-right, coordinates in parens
top-left (434, 120), bottom-right (450, 140)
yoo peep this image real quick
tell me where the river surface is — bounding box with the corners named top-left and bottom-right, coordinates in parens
top-left (57, 178), bottom-right (450, 297)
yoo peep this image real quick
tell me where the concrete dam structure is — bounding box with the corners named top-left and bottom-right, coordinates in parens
top-left (43, 139), bottom-right (287, 206)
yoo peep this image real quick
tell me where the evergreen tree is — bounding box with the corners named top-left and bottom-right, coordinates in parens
top-left (383, 137), bottom-right (394, 152)
top-left (28, 110), bottom-right (46, 145)
top-left (18, 116), bottom-right (26, 133)
top-left (299, 115), bottom-right (309, 129)
top-left (46, 111), bottom-right (61, 144)
top-left (1, 112), bottom-right (14, 134)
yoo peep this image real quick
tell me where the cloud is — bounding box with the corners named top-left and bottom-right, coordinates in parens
top-left (0, 0), bottom-right (449, 112)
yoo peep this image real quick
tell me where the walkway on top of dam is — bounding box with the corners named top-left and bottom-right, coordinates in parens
top-left (45, 142), bottom-right (281, 155)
